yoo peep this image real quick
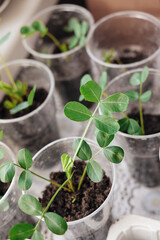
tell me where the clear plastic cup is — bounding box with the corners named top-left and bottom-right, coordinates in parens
top-left (106, 68), bottom-right (160, 187)
top-left (0, 59), bottom-right (59, 155)
top-left (22, 4), bottom-right (94, 103)
top-left (86, 11), bottom-right (160, 81)
top-left (0, 142), bottom-right (20, 230)
top-left (28, 137), bottom-right (115, 240)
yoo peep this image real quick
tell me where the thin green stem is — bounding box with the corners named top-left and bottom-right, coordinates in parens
top-left (139, 83), bottom-right (145, 135)
top-left (34, 177), bottom-right (70, 231)
top-left (77, 148), bottom-right (103, 191)
top-left (72, 103), bottom-right (100, 163)
top-left (14, 164), bottom-right (71, 192)
top-left (121, 112), bottom-right (129, 119)
top-left (0, 54), bottom-right (17, 89)
top-left (46, 32), bottom-right (63, 52)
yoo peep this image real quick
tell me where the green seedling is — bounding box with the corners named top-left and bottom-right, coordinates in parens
top-left (103, 48), bottom-right (123, 65)
top-left (20, 17), bottom-right (88, 53)
top-left (119, 66), bottom-right (150, 135)
top-left (0, 33), bottom-right (36, 114)
top-left (1, 72), bottom-right (129, 239)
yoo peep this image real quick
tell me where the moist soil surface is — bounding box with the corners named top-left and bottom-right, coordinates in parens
top-left (0, 87), bottom-right (48, 119)
top-left (39, 160), bottom-right (111, 221)
top-left (128, 112), bottom-right (160, 135)
top-left (112, 49), bottom-right (146, 64)
top-left (0, 181), bottom-right (10, 196)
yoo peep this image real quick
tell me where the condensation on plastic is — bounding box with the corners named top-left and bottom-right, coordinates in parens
top-left (27, 137), bottom-right (116, 240)
top-left (107, 215), bottom-right (160, 240)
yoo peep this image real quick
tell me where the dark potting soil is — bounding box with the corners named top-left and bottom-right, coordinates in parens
top-left (0, 87), bottom-right (48, 119)
top-left (112, 48), bottom-right (146, 64)
top-left (0, 181), bottom-right (10, 196)
top-left (39, 161), bottom-right (111, 221)
top-left (128, 112), bottom-right (160, 135)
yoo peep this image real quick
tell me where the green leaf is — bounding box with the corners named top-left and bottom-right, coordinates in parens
top-left (100, 71), bottom-right (107, 92)
top-left (32, 21), bottom-right (48, 37)
top-left (127, 119), bottom-right (141, 135)
top-left (94, 115), bottom-right (120, 134)
top-left (31, 230), bottom-right (44, 240)
top-left (118, 118), bottom-right (130, 132)
top-left (0, 130), bottom-right (3, 140)
top-left (124, 90), bottom-right (139, 101)
top-left (141, 66), bottom-right (149, 83)
top-left (0, 32), bottom-right (10, 46)
top-left (68, 35), bottom-right (78, 50)
top-left (140, 90), bottom-right (151, 102)
top-left (99, 103), bottom-right (109, 115)
top-left (18, 194), bottom-right (43, 216)
top-left (4, 100), bottom-right (15, 109)
top-left (44, 212), bottom-right (68, 235)
top-left (61, 154), bottom-right (73, 173)
top-left (64, 17), bottom-right (79, 32)
top-left (9, 223), bottom-right (34, 240)
top-left (80, 74), bottom-right (93, 87)
top-left (64, 102), bottom-right (92, 121)
top-left (104, 146), bottom-right (124, 163)
top-left (87, 160), bottom-right (103, 183)
top-left (20, 26), bottom-right (36, 38)
top-left (0, 196), bottom-right (9, 211)
top-left (18, 170), bottom-right (32, 190)
top-left (101, 93), bottom-right (129, 112)
top-left (130, 72), bottom-right (141, 86)
top-left (0, 162), bottom-right (15, 182)
top-left (74, 22), bottom-right (81, 38)
top-left (80, 81), bottom-right (102, 103)
top-left (79, 35), bottom-right (86, 47)
top-left (18, 148), bottom-right (32, 170)
top-left (28, 85), bottom-right (36, 105)
top-left (81, 21), bottom-right (88, 36)
top-left (73, 139), bottom-right (92, 160)
top-left (96, 131), bottom-right (114, 148)
top-left (10, 101), bottom-right (30, 114)
top-left (60, 43), bottom-right (67, 52)
top-left (0, 148), bottom-right (4, 160)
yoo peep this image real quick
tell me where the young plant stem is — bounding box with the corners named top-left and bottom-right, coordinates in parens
top-left (34, 177), bottom-right (70, 231)
top-left (14, 163), bottom-right (71, 192)
top-left (77, 148), bottom-right (103, 191)
top-left (0, 54), bottom-right (17, 89)
top-left (46, 32), bottom-right (64, 52)
top-left (139, 82), bottom-right (145, 135)
top-left (72, 103), bottom-right (100, 163)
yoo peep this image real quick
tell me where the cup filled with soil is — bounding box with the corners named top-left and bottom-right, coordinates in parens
top-left (0, 142), bottom-right (20, 230)
top-left (27, 137), bottom-right (115, 240)
top-left (106, 68), bottom-right (160, 187)
top-left (22, 4), bottom-right (94, 105)
top-left (86, 11), bottom-right (160, 81)
top-left (0, 59), bottom-right (59, 155)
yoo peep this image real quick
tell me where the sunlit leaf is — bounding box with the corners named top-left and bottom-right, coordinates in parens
top-left (130, 72), bottom-right (141, 86)
top-left (124, 90), bottom-right (139, 101)
top-left (140, 90), bottom-right (151, 102)
top-left (18, 148), bottom-right (32, 170)
top-left (94, 115), bottom-right (120, 134)
top-left (18, 170), bottom-right (32, 190)
top-left (104, 146), bottom-right (124, 163)
top-left (44, 212), bottom-right (67, 235)
top-left (80, 81), bottom-right (102, 103)
top-left (31, 230), bottom-right (44, 240)
top-left (141, 66), bottom-right (149, 83)
top-left (96, 131), bottom-right (114, 148)
top-left (0, 32), bottom-right (10, 45)
top-left (28, 85), bottom-right (36, 105)
top-left (32, 21), bottom-right (48, 37)
top-left (0, 161), bottom-right (15, 182)
top-left (9, 223), bottom-right (34, 240)
top-left (100, 71), bottom-right (107, 92)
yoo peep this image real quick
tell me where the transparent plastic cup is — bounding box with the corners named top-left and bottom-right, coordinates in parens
top-left (22, 4), bottom-right (94, 103)
top-left (86, 11), bottom-right (160, 81)
top-left (0, 142), bottom-right (20, 231)
top-left (0, 59), bottom-right (59, 155)
top-left (106, 68), bottom-right (160, 187)
top-left (28, 137), bottom-right (115, 240)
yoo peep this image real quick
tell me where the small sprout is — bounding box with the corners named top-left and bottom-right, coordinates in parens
top-left (20, 18), bottom-right (89, 53)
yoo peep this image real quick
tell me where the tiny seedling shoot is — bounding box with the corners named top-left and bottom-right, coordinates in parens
top-left (0, 33), bottom-right (36, 115)
top-left (20, 17), bottom-right (88, 53)
top-left (103, 48), bottom-right (123, 65)
top-left (0, 72), bottom-right (129, 239)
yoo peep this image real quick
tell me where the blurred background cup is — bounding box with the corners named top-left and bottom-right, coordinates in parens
top-left (0, 59), bottom-right (59, 155)
top-left (86, 11), bottom-right (160, 82)
top-left (22, 4), bottom-right (94, 105)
